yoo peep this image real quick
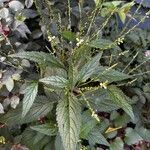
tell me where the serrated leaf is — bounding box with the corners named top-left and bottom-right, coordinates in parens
top-left (88, 128), bottom-right (109, 146)
top-left (25, 0), bottom-right (33, 8)
top-left (30, 123), bottom-right (57, 136)
top-left (83, 89), bottom-right (120, 112)
top-left (108, 86), bottom-right (134, 120)
top-left (21, 128), bottom-right (54, 150)
top-left (110, 137), bottom-right (124, 150)
top-left (118, 1), bottom-right (134, 23)
top-left (56, 94), bottom-right (81, 150)
top-left (124, 128), bottom-right (143, 145)
top-left (80, 111), bottom-right (98, 139)
top-left (0, 96), bottom-right (53, 125)
top-left (80, 112), bottom-right (109, 147)
top-left (80, 120), bottom-right (97, 139)
top-left (39, 76), bottom-right (68, 88)
top-left (92, 66), bottom-right (131, 83)
top-left (9, 51), bottom-right (64, 69)
top-left (88, 39), bottom-right (115, 49)
top-left (22, 82), bottom-right (38, 117)
top-left (77, 53), bottom-right (102, 83)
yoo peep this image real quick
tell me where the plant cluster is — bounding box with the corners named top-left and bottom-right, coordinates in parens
top-left (0, 0), bottom-right (150, 150)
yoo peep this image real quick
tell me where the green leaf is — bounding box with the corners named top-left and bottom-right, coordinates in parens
top-left (118, 2), bottom-right (134, 23)
top-left (118, 10), bottom-right (126, 23)
top-left (87, 128), bottom-right (109, 146)
top-left (9, 51), bottom-right (64, 69)
top-left (0, 96), bottom-right (53, 125)
top-left (103, 1), bottom-right (123, 8)
top-left (124, 128), bottom-right (143, 145)
top-left (88, 39), bottom-right (115, 49)
top-left (92, 66), bottom-right (131, 83)
top-left (80, 120), bottom-right (97, 139)
top-left (111, 112), bottom-right (130, 127)
top-left (136, 127), bottom-right (150, 141)
top-left (83, 89), bottom-right (120, 112)
top-left (77, 53), bottom-right (102, 83)
top-left (68, 61), bottom-right (78, 88)
top-left (22, 82), bottom-right (38, 117)
top-left (21, 128), bottom-right (55, 150)
top-left (31, 123), bottom-right (57, 136)
top-left (80, 111), bottom-right (98, 139)
top-left (61, 31), bottom-right (76, 41)
top-left (108, 85), bottom-right (134, 120)
top-left (121, 1), bottom-right (134, 11)
top-left (80, 111), bottom-right (109, 146)
top-left (33, 132), bottom-right (45, 145)
top-left (0, 103), bottom-right (4, 114)
top-left (56, 94), bottom-right (81, 150)
top-left (110, 137), bottom-right (124, 150)
top-left (39, 76), bottom-right (68, 88)
top-left (55, 134), bottom-right (65, 150)
top-left (72, 45), bottom-right (91, 66)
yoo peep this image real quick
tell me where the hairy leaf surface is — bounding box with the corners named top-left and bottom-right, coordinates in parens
top-left (93, 66), bottom-right (131, 83)
top-left (31, 123), bottom-right (57, 136)
top-left (0, 96), bottom-right (53, 125)
top-left (9, 51), bottom-right (64, 69)
top-left (22, 82), bottom-right (38, 117)
top-left (108, 85), bottom-right (134, 120)
top-left (88, 128), bottom-right (110, 146)
top-left (39, 76), bottom-right (68, 88)
top-left (88, 39), bottom-right (116, 49)
top-left (56, 94), bottom-right (81, 150)
top-left (83, 89), bottom-right (120, 112)
top-left (80, 110), bottom-right (98, 139)
top-left (77, 53), bottom-right (102, 83)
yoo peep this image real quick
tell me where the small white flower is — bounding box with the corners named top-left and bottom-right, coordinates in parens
top-left (100, 80), bottom-right (108, 89)
top-left (76, 38), bottom-right (84, 47)
top-left (48, 36), bottom-right (55, 42)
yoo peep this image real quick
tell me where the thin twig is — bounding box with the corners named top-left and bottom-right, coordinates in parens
top-left (122, 52), bottom-right (139, 73)
top-left (128, 57), bottom-right (150, 74)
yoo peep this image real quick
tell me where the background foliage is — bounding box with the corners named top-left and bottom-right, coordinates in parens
top-left (0, 0), bottom-right (150, 150)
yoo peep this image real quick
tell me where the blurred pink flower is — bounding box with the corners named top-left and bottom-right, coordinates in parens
top-left (145, 50), bottom-right (150, 57)
top-left (0, 22), bottom-right (10, 37)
